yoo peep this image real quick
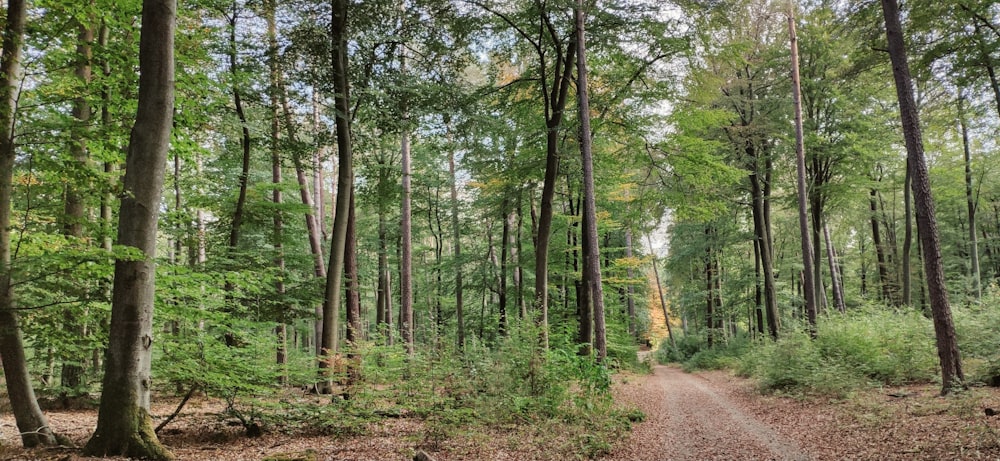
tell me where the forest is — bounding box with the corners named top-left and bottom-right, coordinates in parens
top-left (2, 0), bottom-right (1000, 459)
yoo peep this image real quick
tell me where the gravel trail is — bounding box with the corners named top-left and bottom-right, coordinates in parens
top-left (606, 365), bottom-right (810, 461)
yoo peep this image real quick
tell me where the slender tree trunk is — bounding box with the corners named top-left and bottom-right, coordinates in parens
top-left (577, 208), bottom-right (592, 356)
top-left (320, 0), bottom-right (354, 392)
top-left (227, 8), bottom-right (251, 256)
top-left (275, 51), bottom-right (327, 356)
top-left (265, 0), bottom-right (287, 380)
top-left (903, 160), bottom-right (913, 305)
top-left (624, 229), bottom-right (637, 340)
top-left (449, 133), bottom-right (463, 350)
top-left (312, 91), bottom-right (327, 240)
top-left (83, 0), bottom-right (175, 456)
top-left (753, 239), bottom-right (765, 336)
top-left (824, 223), bottom-right (846, 312)
top-left (60, 20), bottom-right (94, 398)
top-left (870, 188), bottom-right (892, 303)
top-left (751, 173), bottom-right (779, 339)
top-left (959, 94), bottom-right (982, 300)
top-left (499, 201), bottom-right (510, 337)
top-left (400, 127), bottom-right (414, 353)
top-left (705, 228), bottom-right (715, 348)
top-left (377, 188), bottom-right (392, 345)
top-left (431, 189), bottom-right (444, 340)
top-left (534, 35), bottom-right (576, 350)
top-left (881, 0), bottom-right (964, 394)
top-left (789, 8), bottom-right (817, 336)
top-left (95, 21), bottom-right (114, 371)
top-left (345, 192), bottom-right (361, 348)
top-left (647, 235), bottom-right (675, 348)
top-left (0, 0), bottom-right (60, 448)
top-left (575, 2), bottom-right (606, 361)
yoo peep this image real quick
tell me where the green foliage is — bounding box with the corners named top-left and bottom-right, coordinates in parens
top-left (954, 287), bottom-right (1000, 384)
top-left (672, 308), bottom-right (942, 397)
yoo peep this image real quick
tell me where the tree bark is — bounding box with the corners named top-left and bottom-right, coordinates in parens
top-left (751, 172), bottom-right (779, 339)
top-left (499, 201), bottom-right (510, 337)
top-left (903, 160), bottom-right (913, 306)
top-left (83, 0), bottom-right (175, 456)
top-left (789, 7), bottom-right (817, 336)
top-left (534, 30), bottom-right (576, 350)
top-left (647, 235), bottom-right (675, 348)
top-left (448, 128), bottom-right (463, 350)
top-left (575, 1), bottom-right (606, 361)
top-left (320, 0), bottom-right (353, 392)
top-left (959, 94), bottom-right (981, 300)
top-left (345, 192), bottom-right (361, 347)
top-left (881, 0), bottom-right (964, 394)
top-left (265, 0), bottom-right (287, 378)
top-left (824, 223), bottom-right (846, 313)
top-left (0, 0), bottom-right (61, 448)
top-left (870, 188), bottom-right (892, 303)
top-left (227, 6), bottom-right (251, 255)
top-left (400, 127), bottom-right (414, 353)
top-left (624, 229), bottom-right (637, 340)
top-left (60, 20), bottom-right (94, 398)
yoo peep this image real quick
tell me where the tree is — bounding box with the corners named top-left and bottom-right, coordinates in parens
top-left (788, 3), bottom-right (817, 336)
top-left (575, 0), bottom-right (606, 361)
top-left (0, 0), bottom-right (61, 447)
top-left (83, 0), bottom-right (176, 456)
top-left (320, 0), bottom-right (354, 391)
top-left (880, 0), bottom-right (964, 394)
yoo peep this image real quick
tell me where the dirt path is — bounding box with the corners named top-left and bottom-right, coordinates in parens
top-left (606, 365), bottom-right (809, 461)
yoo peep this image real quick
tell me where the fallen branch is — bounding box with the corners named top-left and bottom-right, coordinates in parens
top-left (155, 384), bottom-right (199, 434)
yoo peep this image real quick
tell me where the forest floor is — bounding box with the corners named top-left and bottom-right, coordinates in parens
top-left (4, 364), bottom-right (1000, 460)
top-left (607, 364), bottom-right (1000, 460)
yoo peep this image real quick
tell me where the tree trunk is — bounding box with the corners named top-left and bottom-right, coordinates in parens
top-left (265, 0), bottom-right (287, 379)
top-left (751, 173), bottom-right (779, 339)
top-left (575, 2), bottom-right (606, 361)
top-left (448, 131), bottom-right (463, 350)
top-left (534, 34), bottom-right (576, 350)
top-left (83, 0), bottom-right (175, 456)
top-left (881, 0), bottom-right (964, 394)
top-left (499, 201), bottom-right (510, 337)
top-left (0, 0), bottom-right (60, 448)
top-left (824, 223), bottom-right (846, 313)
top-left (400, 127), bottom-right (414, 353)
top-left (870, 188), bottom-right (892, 303)
top-left (320, 0), bottom-right (353, 392)
top-left (647, 235), bottom-right (675, 348)
top-left (227, 7), bottom-right (251, 255)
top-left (624, 229), bottom-right (637, 340)
top-left (345, 192), bottom-right (361, 347)
top-left (959, 94), bottom-right (981, 300)
top-left (789, 8), bottom-right (818, 336)
top-left (752, 239), bottom-right (765, 337)
top-left (577, 208), bottom-right (592, 356)
top-left (377, 191), bottom-right (392, 345)
top-left (903, 160), bottom-right (913, 306)
top-left (705, 228), bottom-right (715, 348)
top-left (60, 20), bottom-right (94, 399)
top-left (275, 49), bottom-right (327, 356)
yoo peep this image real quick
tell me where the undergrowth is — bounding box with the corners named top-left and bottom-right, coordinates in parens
top-left (155, 322), bottom-right (640, 458)
top-left (659, 299), bottom-right (1000, 397)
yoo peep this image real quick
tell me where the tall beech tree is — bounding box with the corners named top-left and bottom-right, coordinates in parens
top-left (788, 4), bottom-right (817, 336)
top-left (320, 0), bottom-right (354, 392)
top-left (0, 0), bottom-right (61, 447)
top-left (83, 0), bottom-right (175, 456)
top-left (880, 0), bottom-right (964, 394)
top-left (575, 0), bottom-right (607, 361)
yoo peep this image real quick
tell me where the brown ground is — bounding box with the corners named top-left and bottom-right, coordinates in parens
top-left (4, 365), bottom-right (1000, 460)
top-left (608, 365), bottom-right (1000, 461)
